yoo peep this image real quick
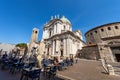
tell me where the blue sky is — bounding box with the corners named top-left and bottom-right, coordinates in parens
top-left (0, 0), bottom-right (120, 44)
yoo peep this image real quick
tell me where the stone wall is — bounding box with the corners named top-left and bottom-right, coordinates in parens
top-left (79, 45), bottom-right (100, 60)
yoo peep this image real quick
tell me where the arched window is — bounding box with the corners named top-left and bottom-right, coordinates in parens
top-left (115, 26), bottom-right (119, 29)
top-left (89, 42), bottom-right (91, 44)
top-left (64, 25), bottom-right (66, 30)
top-left (90, 33), bottom-right (93, 35)
top-left (35, 31), bottom-right (37, 34)
top-left (101, 29), bottom-right (104, 32)
top-left (54, 40), bottom-right (56, 52)
top-left (108, 27), bottom-right (111, 30)
top-left (87, 34), bottom-right (89, 37)
top-left (61, 39), bottom-right (63, 42)
top-left (95, 31), bottom-right (97, 33)
top-left (49, 30), bottom-right (51, 37)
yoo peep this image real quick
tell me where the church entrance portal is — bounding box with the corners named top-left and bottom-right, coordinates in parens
top-left (111, 47), bottom-right (120, 62)
top-left (61, 50), bottom-right (63, 56)
top-left (47, 47), bottom-right (49, 55)
top-left (115, 54), bottom-right (120, 62)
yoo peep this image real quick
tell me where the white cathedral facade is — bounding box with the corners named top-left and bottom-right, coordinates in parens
top-left (29, 15), bottom-right (85, 58)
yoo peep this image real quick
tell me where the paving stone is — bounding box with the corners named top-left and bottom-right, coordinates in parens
top-left (58, 59), bottom-right (120, 80)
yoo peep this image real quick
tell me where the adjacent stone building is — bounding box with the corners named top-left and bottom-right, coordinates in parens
top-left (0, 43), bottom-right (15, 55)
top-left (80, 22), bottom-right (120, 62)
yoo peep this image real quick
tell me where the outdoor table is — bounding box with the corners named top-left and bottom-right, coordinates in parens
top-left (47, 65), bottom-right (57, 79)
top-left (10, 62), bottom-right (19, 73)
top-left (24, 61), bottom-right (35, 66)
top-left (24, 67), bottom-right (40, 72)
top-left (46, 64), bottom-right (54, 71)
top-left (47, 64), bottom-right (54, 68)
top-left (20, 67), bottom-right (40, 80)
top-left (1, 59), bottom-right (9, 69)
top-left (44, 64), bottom-right (58, 79)
top-left (43, 64), bottom-right (54, 77)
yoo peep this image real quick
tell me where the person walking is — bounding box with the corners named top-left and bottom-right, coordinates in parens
top-left (75, 57), bottom-right (78, 64)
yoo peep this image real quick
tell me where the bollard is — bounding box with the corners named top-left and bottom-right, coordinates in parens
top-left (107, 64), bottom-right (115, 75)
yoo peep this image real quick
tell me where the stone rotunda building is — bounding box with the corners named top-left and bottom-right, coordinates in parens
top-left (80, 22), bottom-right (120, 62)
top-left (29, 15), bottom-right (85, 59)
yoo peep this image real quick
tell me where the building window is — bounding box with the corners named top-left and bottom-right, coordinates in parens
top-left (101, 29), bottom-right (104, 32)
top-left (35, 31), bottom-right (37, 34)
top-left (89, 42), bottom-right (91, 44)
top-left (56, 24), bottom-right (57, 33)
top-left (73, 39), bottom-right (75, 44)
top-left (49, 30), bottom-right (51, 37)
top-left (61, 39), bottom-right (63, 42)
top-left (87, 34), bottom-right (89, 37)
top-left (108, 27), bottom-right (111, 30)
top-left (64, 25), bottom-right (66, 30)
top-left (115, 26), bottom-right (119, 29)
top-left (90, 33), bottom-right (93, 35)
top-left (95, 31), bottom-right (97, 33)
top-left (55, 40), bottom-right (56, 52)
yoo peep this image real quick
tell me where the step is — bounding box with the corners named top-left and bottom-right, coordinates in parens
top-left (115, 72), bottom-right (120, 75)
top-left (113, 67), bottom-right (120, 72)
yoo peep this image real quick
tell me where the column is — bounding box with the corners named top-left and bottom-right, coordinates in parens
top-left (67, 38), bottom-right (70, 56)
top-left (63, 39), bottom-right (66, 57)
top-left (56, 40), bottom-right (59, 53)
top-left (52, 40), bottom-right (55, 56)
top-left (66, 38), bottom-right (68, 56)
top-left (70, 39), bottom-right (72, 54)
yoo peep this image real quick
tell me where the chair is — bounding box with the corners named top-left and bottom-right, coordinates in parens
top-left (20, 69), bottom-right (28, 80)
top-left (48, 66), bottom-right (57, 79)
top-left (16, 62), bottom-right (25, 72)
top-left (20, 68), bottom-right (41, 80)
top-left (1, 59), bottom-right (9, 69)
top-left (28, 68), bottom-right (41, 80)
top-left (61, 62), bottom-right (67, 70)
top-left (58, 63), bottom-right (63, 71)
top-left (43, 64), bottom-right (49, 76)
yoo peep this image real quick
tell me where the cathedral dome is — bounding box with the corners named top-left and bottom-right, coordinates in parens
top-left (60, 16), bottom-right (71, 24)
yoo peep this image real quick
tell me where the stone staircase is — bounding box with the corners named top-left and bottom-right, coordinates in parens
top-left (112, 63), bottom-right (120, 76)
top-left (114, 67), bottom-right (120, 75)
top-left (101, 58), bottom-right (120, 76)
top-left (108, 62), bottom-right (120, 76)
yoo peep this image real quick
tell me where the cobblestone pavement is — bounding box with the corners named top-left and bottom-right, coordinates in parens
top-left (57, 59), bottom-right (120, 80)
top-left (0, 59), bottom-right (120, 80)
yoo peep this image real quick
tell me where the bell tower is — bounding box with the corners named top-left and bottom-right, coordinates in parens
top-left (28, 28), bottom-right (39, 53)
top-left (30, 28), bottom-right (39, 43)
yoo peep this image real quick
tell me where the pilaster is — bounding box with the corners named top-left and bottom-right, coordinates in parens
top-left (63, 39), bottom-right (66, 56)
top-left (52, 40), bottom-right (55, 56)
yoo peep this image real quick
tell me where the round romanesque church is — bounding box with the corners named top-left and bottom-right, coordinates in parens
top-left (80, 22), bottom-right (120, 62)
